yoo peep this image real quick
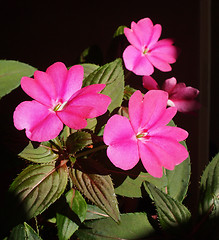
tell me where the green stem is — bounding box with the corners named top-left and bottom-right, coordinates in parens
top-left (75, 145), bottom-right (108, 158)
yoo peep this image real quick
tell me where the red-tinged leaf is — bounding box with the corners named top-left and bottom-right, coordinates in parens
top-left (8, 161), bottom-right (68, 225)
top-left (70, 168), bottom-right (120, 222)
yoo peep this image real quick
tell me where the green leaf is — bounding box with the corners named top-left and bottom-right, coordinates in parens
top-left (56, 189), bottom-right (87, 240)
top-left (8, 222), bottom-right (42, 240)
top-left (8, 161), bottom-right (68, 224)
top-left (165, 120), bottom-right (191, 202)
top-left (19, 141), bottom-right (59, 163)
top-left (86, 204), bottom-right (109, 220)
top-left (115, 171), bottom-right (167, 198)
top-left (70, 168), bottom-right (120, 222)
top-left (83, 58), bottom-right (124, 112)
top-left (199, 153), bottom-right (219, 216)
top-left (113, 25), bottom-right (126, 38)
top-left (66, 132), bottom-right (92, 154)
top-left (76, 213), bottom-right (154, 240)
top-left (0, 60), bottom-right (36, 99)
top-left (144, 182), bottom-right (191, 234)
top-left (81, 63), bottom-right (99, 79)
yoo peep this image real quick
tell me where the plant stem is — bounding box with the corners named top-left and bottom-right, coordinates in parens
top-left (75, 145), bottom-right (108, 158)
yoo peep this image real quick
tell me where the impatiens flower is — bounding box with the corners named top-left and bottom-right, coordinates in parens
top-left (13, 62), bottom-right (111, 142)
top-left (103, 90), bottom-right (188, 178)
top-left (123, 18), bottom-right (178, 76)
top-left (143, 76), bottom-right (200, 113)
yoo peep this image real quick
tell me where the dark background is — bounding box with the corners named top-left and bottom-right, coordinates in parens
top-left (0, 0), bottom-right (217, 213)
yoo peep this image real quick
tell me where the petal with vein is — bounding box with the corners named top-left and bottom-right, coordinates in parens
top-left (13, 100), bottom-right (63, 142)
top-left (46, 62), bottom-right (68, 98)
top-left (21, 72), bottom-right (56, 107)
top-left (138, 141), bottom-right (163, 178)
top-left (103, 115), bottom-right (139, 170)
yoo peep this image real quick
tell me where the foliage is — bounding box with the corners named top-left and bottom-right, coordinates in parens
top-left (0, 19), bottom-right (217, 240)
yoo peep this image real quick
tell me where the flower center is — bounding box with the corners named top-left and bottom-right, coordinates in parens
top-left (53, 101), bottom-right (68, 112)
top-left (136, 130), bottom-right (150, 141)
top-left (142, 47), bottom-right (149, 55)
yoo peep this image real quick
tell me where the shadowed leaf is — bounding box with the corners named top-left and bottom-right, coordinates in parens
top-left (8, 222), bottom-right (42, 240)
top-left (144, 182), bottom-right (191, 234)
top-left (8, 161), bottom-right (68, 224)
top-left (199, 153), bottom-right (219, 217)
top-left (57, 189), bottom-right (87, 240)
top-left (76, 213), bottom-right (154, 240)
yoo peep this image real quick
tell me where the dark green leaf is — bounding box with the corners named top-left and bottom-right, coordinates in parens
top-left (144, 182), bottom-right (191, 233)
top-left (9, 161), bottom-right (68, 224)
top-left (66, 131), bottom-right (92, 154)
top-left (19, 141), bottom-right (59, 163)
top-left (70, 168), bottom-right (120, 222)
top-left (199, 153), bottom-right (219, 217)
top-left (8, 222), bottom-right (42, 240)
top-left (57, 189), bottom-right (87, 240)
top-left (76, 213), bottom-right (154, 240)
top-left (83, 58), bottom-right (124, 112)
top-left (0, 60), bottom-right (36, 99)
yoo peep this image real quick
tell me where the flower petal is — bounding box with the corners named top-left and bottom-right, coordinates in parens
top-left (103, 115), bottom-right (139, 170)
top-left (162, 77), bottom-right (177, 93)
top-left (140, 90), bottom-right (169, 129)
top-left (147, 54), bottom-right (172, 72)
top-left (21, 72), bottom-right (57, 107)
top-left (57, 84), bottom-right (111, 129)
top-left (57, 106), bottom-right (89, 129)
top-left (124, 26), bottom-right (142, 50)
top-left (123, 45), bottom-right (154, 76)
top-left (142, 76), bottom-right (160, 90)
top-left (13, 101), bottom-right (63, 142)
top-left (61, 65), bottom-right (84, 102)
top-left (149, 107), bottom-right (177, 130)
top-left (148, 24), bottom-right (162, 48)
top-left (150, 39), bottom-right (178, 63)
top-left (129, 90), bottom-right (144, 133)
top-left (138, 141), bottom-right (163, 178)
top-left (171, 84), bottom-right (200, 100)
top-left (68, 84), bottom-right (111, 118)
top-left (149, 136), bottom-right (189, 166)
top-left (149, 126), bottom-right (188, 142)
top-left (170, 99), bottom-right (201, 113)
top-left (134, 18), bottom-right (154, 46)
top-left (46, 62), bottom-right (68, 99)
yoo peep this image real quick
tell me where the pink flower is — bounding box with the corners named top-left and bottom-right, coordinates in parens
top-left (103, 90), bottom-right (188, 178)
top-left (143, 76), bottom-right (200, 113)
top-left (13, 62), bottom-right (111, 142)
top-left (123, 18), bottom-right (178, 76)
